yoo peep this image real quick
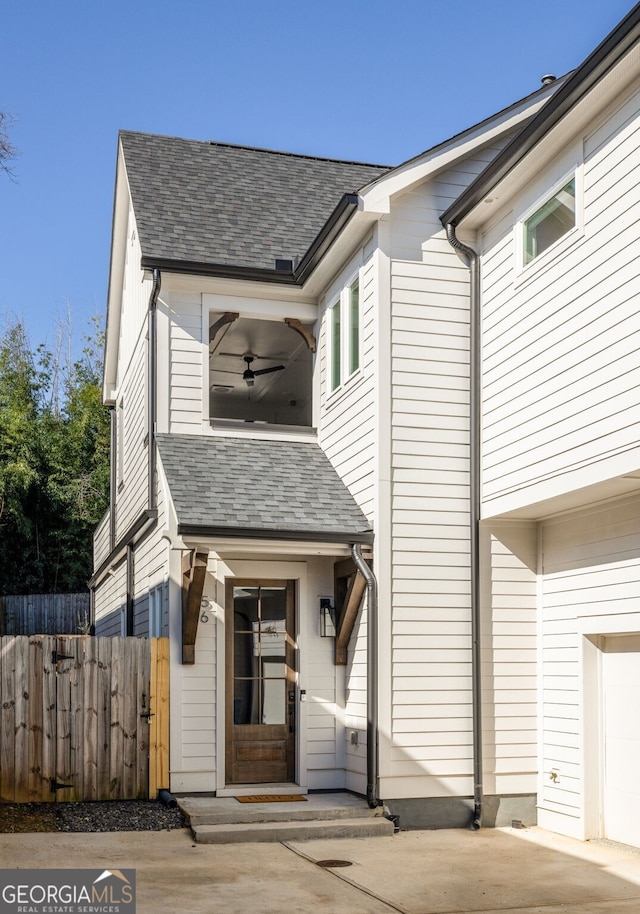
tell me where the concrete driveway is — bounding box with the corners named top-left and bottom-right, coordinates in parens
top-left (0, 825), bottom-right (639, 913)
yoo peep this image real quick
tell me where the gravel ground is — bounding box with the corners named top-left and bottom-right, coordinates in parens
top-left (0, 800), bottom-right (187, 833)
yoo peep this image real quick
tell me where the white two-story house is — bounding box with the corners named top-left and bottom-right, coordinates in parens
top-left (92, 2), bottom-right (640, 843)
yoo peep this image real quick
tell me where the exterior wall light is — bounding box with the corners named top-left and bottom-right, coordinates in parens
top-left (320, 597), bottom-right (336, 637)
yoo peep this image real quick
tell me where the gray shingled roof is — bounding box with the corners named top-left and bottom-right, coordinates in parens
top-left (120, 131), bottom-right (390, 273)
top-left (156, 434), bottom-right (373, 542)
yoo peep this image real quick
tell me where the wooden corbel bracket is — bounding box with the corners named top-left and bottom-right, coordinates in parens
top-left (334, 557), bottom-right (368, 665)
top-left (285, 318), bottom-right (316, 352)
top-left (182, 548), bottom-right (209, 664)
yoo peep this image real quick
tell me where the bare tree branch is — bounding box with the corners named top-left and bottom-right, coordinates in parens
top-left (0, 111), bottom-right (18, 179)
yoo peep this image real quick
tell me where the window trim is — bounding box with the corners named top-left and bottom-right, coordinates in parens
top-left (328, 272), bottom-right (361, 395)
top-left (515, 166), bottom-right (583, 276)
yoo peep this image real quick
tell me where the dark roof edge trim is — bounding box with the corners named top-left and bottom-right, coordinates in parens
top-left (140, 256), bottom-right (299, 284)
top-left (140, 194), bottom-right (359, 286)
top-left (178, 523), bottom-right (374, 545)
top-left (441, 4), bottom-right (640, 227)
top-left (295, 194), bottom-right (359, 284)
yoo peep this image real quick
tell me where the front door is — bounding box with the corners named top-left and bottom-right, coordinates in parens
top-left (225, 579), bottom-right (296, 784)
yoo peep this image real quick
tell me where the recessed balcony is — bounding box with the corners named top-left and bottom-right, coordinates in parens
top-left (209, 312), bottom-right (314, 430)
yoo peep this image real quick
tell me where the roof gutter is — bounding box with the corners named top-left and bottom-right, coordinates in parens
top-left (442, 4), bottom-right (640, 227)
top-left (351, 543), bottom-right (379, 809)
top-left (140, 194), bottom-right (360, 287)
top-left (444, 224), bottom-right (483, 831)
top-left (177, 523), bottom-right (373, 545)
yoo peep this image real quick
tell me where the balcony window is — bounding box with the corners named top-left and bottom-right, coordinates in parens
top-left (209, 313), bottom-right (314, 429)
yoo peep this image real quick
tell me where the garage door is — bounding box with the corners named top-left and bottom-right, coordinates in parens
top-left (603, 633), bottom-right (640, 847)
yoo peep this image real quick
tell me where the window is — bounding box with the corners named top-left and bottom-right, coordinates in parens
top-left (348, 278), bottom-right (359, 375)
top-left (330, 301), bottom-right (341, 391)
top-left (329, 275), bottom-right (361, 393)
top-left (149, 584), bottom-right (163, 638)
top-left (523, 177), bottom-right (576, 265)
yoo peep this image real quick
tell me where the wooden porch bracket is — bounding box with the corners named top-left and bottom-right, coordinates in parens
top-left (285, 318), bottom-right (316, 352)
top-left (209, 311), bottom-right (239, 348)
top-left (182, 549), bottom-right (209, 664)
top-left (334, 557), bottom-right (368, 665)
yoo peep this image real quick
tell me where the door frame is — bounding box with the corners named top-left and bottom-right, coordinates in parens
top-left (224, 578), bottom-right (296, 785)
top-left (216, 561), bottom-right (308, 795)
top-left (580, 612), bottom-right (640, 841)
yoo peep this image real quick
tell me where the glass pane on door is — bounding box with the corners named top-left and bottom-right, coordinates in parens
top-left (232, 585), bottom-right (288, 727)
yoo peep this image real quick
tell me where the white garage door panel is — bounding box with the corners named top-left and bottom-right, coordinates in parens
top-left (603, 634), bottom-right (640, 848)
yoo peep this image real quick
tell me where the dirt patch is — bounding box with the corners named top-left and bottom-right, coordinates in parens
top-left (0, 800), bottom-right (187, 833)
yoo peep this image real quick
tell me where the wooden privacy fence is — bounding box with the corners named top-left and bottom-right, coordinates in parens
top-left (0, 635), bottom-right (169, 803)
top-left (0, 593), bottom-right (91, 635)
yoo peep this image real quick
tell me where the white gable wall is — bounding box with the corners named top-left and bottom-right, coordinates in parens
top-left (471, 70), bottom-right (640, 841)
top-left (480, 79), bottom-right (640, 519)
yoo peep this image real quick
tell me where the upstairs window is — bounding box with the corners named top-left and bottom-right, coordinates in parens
top-left (523, 177), bottom-right (576, 265)
top-left (329, 275), bottom-right (360, 393)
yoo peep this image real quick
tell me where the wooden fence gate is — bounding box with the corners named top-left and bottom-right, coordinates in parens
top-left (0, 635), bottom-right (169, 803)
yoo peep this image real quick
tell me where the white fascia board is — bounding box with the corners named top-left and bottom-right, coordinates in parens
top-left (360, 87), bottom-right (559, 215)
top-left (103, 142), bottom-right (132, 405)
top-left (158, 269), bottom-right (316, 304)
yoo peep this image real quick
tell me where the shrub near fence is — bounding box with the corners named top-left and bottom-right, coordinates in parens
top-left (0, 635), bottom-right (169, 802)
top-left (0, 593), bottom-right (91, 635)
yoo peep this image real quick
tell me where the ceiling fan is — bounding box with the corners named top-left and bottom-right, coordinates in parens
top-left (241, 354), bottom-right (285, 387)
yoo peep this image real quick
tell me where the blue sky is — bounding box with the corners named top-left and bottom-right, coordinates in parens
top-left (0, 0), bottom-right (635, 354)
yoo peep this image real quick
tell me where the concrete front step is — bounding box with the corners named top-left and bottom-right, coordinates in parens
top-left (192, 815), bottom-right (395, 844)
top-left (180, 793), bottom-right (379, 828)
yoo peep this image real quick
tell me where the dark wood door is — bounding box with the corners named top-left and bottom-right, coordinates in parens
top-left (225, 580), bottom-right (296, 784)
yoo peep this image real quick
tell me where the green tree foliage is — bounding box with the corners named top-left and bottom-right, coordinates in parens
top-left (0, 316), bottom-right (110, 594)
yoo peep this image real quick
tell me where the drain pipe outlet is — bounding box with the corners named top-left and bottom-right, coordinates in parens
top-left (351, 543), bottom-right (379, 809)
top-left (445, 223), bottom-right (483, 831)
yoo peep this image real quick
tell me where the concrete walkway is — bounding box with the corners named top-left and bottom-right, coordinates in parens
top-left (0, 825), bottom-right (639, 913)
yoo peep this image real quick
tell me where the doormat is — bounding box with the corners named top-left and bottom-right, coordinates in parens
top-left (235, 794), bottom-right (307, 803)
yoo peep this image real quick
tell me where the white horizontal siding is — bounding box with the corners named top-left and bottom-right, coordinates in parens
top-left (386, 143), bottom-right (513, 797)
top-left (117, 207), bottom-right (153, 386)
top-left (132, 469), bottom-right (169, 636)
top-left (540, 495), bottom-right (640, 828)
top-left (94, 558), bottom-right (126, 636)
top-left (181, 614), bottom-right (216, 771)
top-left (319, 247), bottom-right (376, 521)
top-left (345, 599), bottom-right (368, 794)
top-left (170, 294), bottom-right (204, 433)
top-left (480, 521), bottom-right (538, 796)
top-left (115, 337), bottom-right (149, 538)
top-left (480, 83), bottom-right (640, 512)
top-left (93, 510), bottom-right (110, 569)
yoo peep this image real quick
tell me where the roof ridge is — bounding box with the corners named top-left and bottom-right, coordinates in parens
top-left (119, 129), bottom-right (392, 170)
